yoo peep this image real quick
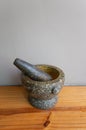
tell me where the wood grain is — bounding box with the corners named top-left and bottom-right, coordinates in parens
top-left (0, 86), bottom-right (86, 130)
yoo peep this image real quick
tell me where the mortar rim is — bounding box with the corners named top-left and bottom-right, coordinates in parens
top-left (22, 64), bottom-right (65, 85)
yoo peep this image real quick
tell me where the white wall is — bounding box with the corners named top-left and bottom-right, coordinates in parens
top-left (0, 0), bottom-right (86, 85)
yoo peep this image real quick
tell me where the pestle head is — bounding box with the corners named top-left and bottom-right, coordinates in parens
top-left (14, 58), bottom-right (52, 81)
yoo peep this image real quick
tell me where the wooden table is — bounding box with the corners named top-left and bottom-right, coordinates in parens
top-left (0, 86), bottom-right (86, 130)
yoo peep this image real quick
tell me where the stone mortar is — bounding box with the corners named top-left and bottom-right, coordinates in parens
top-left (21, 64), bottom-right (65, 110)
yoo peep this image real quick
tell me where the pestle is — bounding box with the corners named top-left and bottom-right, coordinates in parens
top-left (13, 58), bottom-right (52, 81)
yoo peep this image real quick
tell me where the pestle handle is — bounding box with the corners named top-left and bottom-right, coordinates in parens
top-left (14, 58), bottom-right (52, 81)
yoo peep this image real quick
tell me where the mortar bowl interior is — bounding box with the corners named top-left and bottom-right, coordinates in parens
top-left (36, 65), bottom-right (59, 80)
top-left (35, 64), bottom-right (64, 83)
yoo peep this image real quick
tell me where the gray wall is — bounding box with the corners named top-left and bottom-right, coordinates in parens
top-left (0, 0), bottom-right (86, 85)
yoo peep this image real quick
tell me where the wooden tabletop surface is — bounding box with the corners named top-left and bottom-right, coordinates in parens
top-left (0, 86), bottom-right (86, 130)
